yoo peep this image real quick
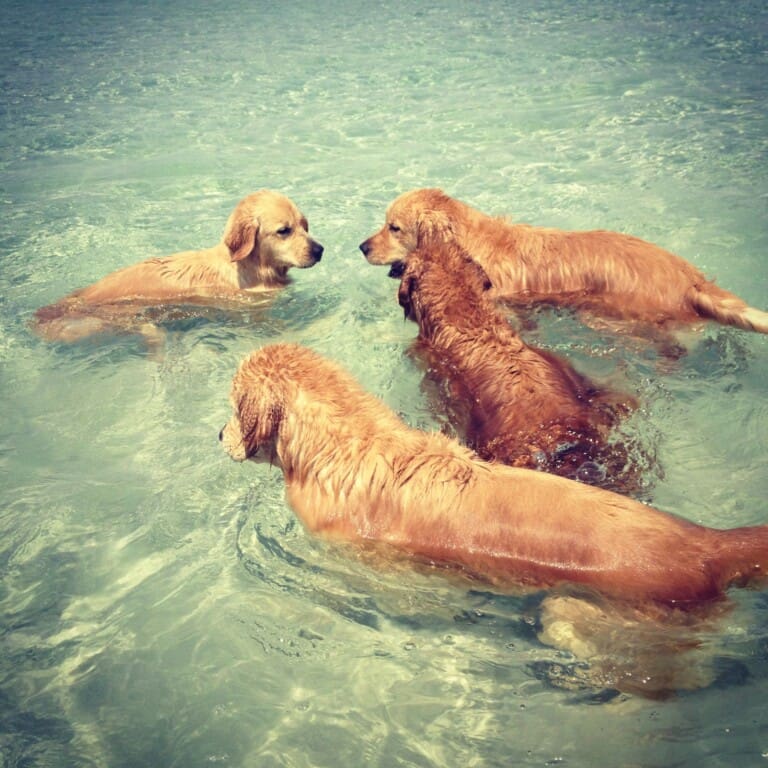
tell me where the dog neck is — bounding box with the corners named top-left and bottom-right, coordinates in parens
top-left (237, 259), bottom-right (290, 290)
top-left (412, 269), bottom-right (525, 355)
top-left (223, 246), bottom-right (290, 291)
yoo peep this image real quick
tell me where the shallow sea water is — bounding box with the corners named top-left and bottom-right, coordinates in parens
top-left (1, 1), bottom-right (768, 766)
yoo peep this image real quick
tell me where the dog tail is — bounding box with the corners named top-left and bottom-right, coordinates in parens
top-left (711, 524), bottom-right (768, 593)
top-left (689, 285), bottom-right (768, 334)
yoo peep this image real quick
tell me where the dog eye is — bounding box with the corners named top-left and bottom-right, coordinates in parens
top-left (388, 224), bottom-right (401, 233)
top-left (276, 226), bottom-right (293, 237)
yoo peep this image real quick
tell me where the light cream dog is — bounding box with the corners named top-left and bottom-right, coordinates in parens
top-left (220, 342), bottom-right (768, 608)
top-left (33, 190), bottom-right (323, 343)
top-left (360, 188), bottom-right (768, 336)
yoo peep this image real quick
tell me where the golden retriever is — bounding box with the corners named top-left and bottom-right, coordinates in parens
top-left (397, 241), bottom-right (646, 494)
top-left (33, 190), bottom-right (323, 343)
top-left (360, 188), bottom-right (768, 336)
top-left (220, 342), bottom-right (768, 609)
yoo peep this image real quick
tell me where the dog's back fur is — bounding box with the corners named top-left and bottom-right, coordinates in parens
top-left (397, 241), bottom-right (646, 492)
top-left (361, 188), bottom-right (768, 334)
top-left (220, 343), bottom-right (768, 608)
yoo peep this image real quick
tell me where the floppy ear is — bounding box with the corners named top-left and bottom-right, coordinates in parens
top-left (236, 389), bottom-right (283, 455)
top-left (469, 256), bottom-right (493, 292)
top-left (224, 208), bottom-right (260, 262)
top-left (416, 208), bottom-right (454, 246)
top-left (443, 243), bottom-right (492, 293)
top-left (410, 189), bottom-right (455, 246)
top-left (397, 273), bottom-right (417, 319)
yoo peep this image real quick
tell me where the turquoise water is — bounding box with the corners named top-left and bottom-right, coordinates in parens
top-left (2, 0), bottom-right (768, 765)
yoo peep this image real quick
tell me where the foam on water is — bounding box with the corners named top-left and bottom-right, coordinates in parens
top-left (1, 1), bottom-right (767, 766)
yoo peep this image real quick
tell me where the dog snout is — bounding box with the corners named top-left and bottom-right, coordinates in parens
top-left (359, 240), bottom-right (371, 257)
top-left (310, 240), bottom-right (324, 263)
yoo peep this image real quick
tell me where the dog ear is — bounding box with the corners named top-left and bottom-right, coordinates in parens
top-left (224, 208), bottom-right (260, 262)
top-left (445, 244), bottom-right (492, 293)
top-left (416, 208), bottom-right (454, 246)
top-left (236, 390), bottom-right (282, 456)
top-left (414, 189), bottom-right (455, 246)
top-left (470, 258), bottom-right (493, 292)
top-left (397, 273), bottom-right (417, 319)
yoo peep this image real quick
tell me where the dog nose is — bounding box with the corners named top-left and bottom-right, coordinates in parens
top-left (218, 428), bottom-right (224, 442)
top-left (359, 241), bottom-right (371, 257)
top-left (311, 241), bottom-right (324, 262)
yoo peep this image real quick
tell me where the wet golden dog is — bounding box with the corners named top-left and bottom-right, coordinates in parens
top-left (220, 342), bottom-right (768, 608)
top-left (397, 241), bottom-right (645, 493)
top-left (360, 188), bottom-right (768, 336)
top-left (33, 190), bottom-right (323, 343)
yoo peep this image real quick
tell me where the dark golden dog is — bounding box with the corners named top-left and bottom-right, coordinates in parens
top-left (33, 190), bottom-right (323, 343)
top-left (220, 342), bottom-right (768, 608)
top-left (396, 241), bottom-right (646, 493)
top-left (360, 188), bottom-right (768, 336)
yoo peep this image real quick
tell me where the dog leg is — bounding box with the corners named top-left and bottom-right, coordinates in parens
top-left (536, 593), bottom-right (720, 698)
top-left (138, 322), bottom-right (167, 360)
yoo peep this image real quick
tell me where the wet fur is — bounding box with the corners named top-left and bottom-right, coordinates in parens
top-left (32, 190), bottom-right (323, 343)
top-left (397, 241), bottom-right (647, 493)
top-left (220, 343), bottom-right (768, 608)
top-left (360, 188), bottom-right (768, 335)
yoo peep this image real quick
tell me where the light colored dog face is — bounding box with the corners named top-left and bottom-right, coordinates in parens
top-left (224, 190), bottom-right (324, 270)
top-left (220, 349), bottom-right (284, 464)
top-left (359, 188), bottom-right (455, 269)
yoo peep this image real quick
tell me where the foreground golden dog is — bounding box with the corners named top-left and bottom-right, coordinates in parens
top-left (220, 343), bottom-right (767, 607)
top-left (397, 241), bottom-right (645, 493)
top-left (360, 188), bottom-right (768, 336)
top-left (33, 190), bottom-right (323, 343)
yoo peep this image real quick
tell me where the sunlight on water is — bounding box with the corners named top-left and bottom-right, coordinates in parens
top-left (1, 0), bottom-right (767, 766)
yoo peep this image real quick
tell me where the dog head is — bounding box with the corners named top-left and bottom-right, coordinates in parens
top-left (223, 190), bottom-right (324, 276)
top-left (359, 188), bottom-right (457, 272)
top-left (220, 346), bottom-right (288, 464)
top-left (397, 258), bottom-right (426, 323)
top-left (397, 242), bottom-right (492, 324)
